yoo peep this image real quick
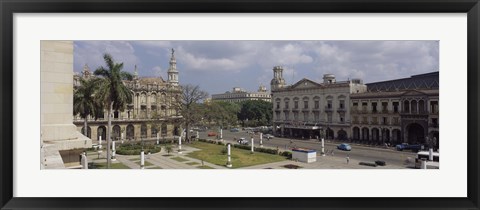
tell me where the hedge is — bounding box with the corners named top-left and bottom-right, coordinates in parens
top-left (116, 143), bottom-right (161, 155)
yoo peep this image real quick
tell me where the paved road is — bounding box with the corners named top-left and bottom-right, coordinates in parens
top-left (199, 130), bottom-right (417, 167)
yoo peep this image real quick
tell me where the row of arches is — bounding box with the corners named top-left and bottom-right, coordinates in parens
top-left (82, 123), bottom-right (178, 141)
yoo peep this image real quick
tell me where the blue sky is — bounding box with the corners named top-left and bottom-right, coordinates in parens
top-left (74, 41), bottom-right (439, 96)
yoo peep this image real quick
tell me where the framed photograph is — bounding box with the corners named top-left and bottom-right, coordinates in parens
top-left (1, 0), bottom-right (479, 209)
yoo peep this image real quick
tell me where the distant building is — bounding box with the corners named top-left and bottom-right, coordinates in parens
top-left (350, 72), bottom-right (439, 147)
top-left (73, 49), bottom-right (183, 142)
top-left (211, 85), bottom-right (272, 103)
top-left (271, 66), bottom-right (367, 139)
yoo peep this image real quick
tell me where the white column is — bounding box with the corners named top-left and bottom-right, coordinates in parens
top-left (178, 136), bottom-right (182, 154)
top-left (111, 141), bottom-right (116, 161)
top-left (251, 137), bottom-right (254, 153)
top-left (321, 138), bottom-right (325, 156)
top-left (259, 133), bottom-right (263, 147)
top-left (140, 150), bottom-right (145, 169)
top-left (220, 129), bottom-right (223, 141)
top-left (156, 133), bottom-right (160, 145)
top-left (226, 144), bottom-right (232, 168)
top-left (196, 131), bottom-right (199, 139)
top-left (81, 152), bottom-right (88, 169)
top-left (98, 136), bottom-right (102, 149)
top-left (121, 132), bottom-right (124, 144)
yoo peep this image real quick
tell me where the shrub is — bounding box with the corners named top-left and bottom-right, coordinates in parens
top-left (233, 144), bottom-right (251, 150)
top-left (280, 151), bottom-right (292, 159)
top-left (116, 143), bottom-right (161, 155)
top-left (221, 147), bottom-right (227, 155)
top-left (254, 147), bottom-right (278, 155)
top-left (375, 160), bottom-right (386, 166)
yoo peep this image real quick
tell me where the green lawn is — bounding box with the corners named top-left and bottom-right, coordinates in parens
top-left (186, 162), bottom-right (199, 166)
top-left (90, 162), bottom-right (131, 169)
top-left (171, 156), bottom-right (189, 162)
top-left (188, 142), bottom-right (287, 168)
top-left (133, 160), bottom-right (154, 166)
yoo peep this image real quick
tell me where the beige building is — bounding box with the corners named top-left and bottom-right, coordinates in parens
top-left (270, 66), bottom-right (367, 139)
top-left (211, 86), bottom-right (271, 103)
top-left (73, 49), bottom-right (183, 142)
top-left (350, 72), bottom-right (439, 147)
top-left (41, 41), bottom-right (92, 169)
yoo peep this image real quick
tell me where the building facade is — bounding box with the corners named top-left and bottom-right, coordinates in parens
top-left (211, 86), bottom-right (272, 103)
top-left (271, 66), bottom-right (367, 139)
top-left (73, 49), bottom-right (183, 142)
top-left (350, 72), bottom-right (439, 147)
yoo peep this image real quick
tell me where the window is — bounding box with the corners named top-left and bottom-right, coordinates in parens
top-left (339, 100), bottom-right (345, 109)
top-left (393, 102), bottom-right (399, 113)
top-left (327, 114), bottom-right (332, 123)
top-left (303, 112), bottom-right (309, 121)
top-left (294, 101), bottom-right (299, 109)
top-left (327, 100), bottom-right (332, 109)
top-left (382, 102), bottom-right (388, 112)
top-left (372, 102), bottom-right (378, 113)
top-left (314, 101), bottom-right (320, 109)
top-left (285, 112), bottom-right (290, 120)
top-left (304, 101), bottom-right (308, 109)
top-left (430, 101), bottom-right (439, 114)
top-left (314, 113), bottom-right (319, 121)
top-left (294, 112), bottom-right (299, 120)
top-left (383, 117), bottom-right (388, 125)
top-left (276, 102), bottom-right (280, 109)
top-left (285, 101), bottom-right (289, 109)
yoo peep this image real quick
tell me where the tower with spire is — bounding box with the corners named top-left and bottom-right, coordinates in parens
top-left (82, 64), bottom-right (91, 79)
top-left (167, 48), bottom-right (179, 86)
top-left (270, 66), bottom-right (286, 91)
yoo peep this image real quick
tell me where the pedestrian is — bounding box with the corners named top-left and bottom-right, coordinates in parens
top-left (346, 156), bottom-right (350, 164)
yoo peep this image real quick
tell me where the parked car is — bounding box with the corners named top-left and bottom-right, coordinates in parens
top-left (337, 143), bottom-right (352, 151)
top-left (264, 134), bottom-right (274, 139)
top-left (237, 137), bottom-right (249, 145)
top-left (207, 132), bottom-right (217, 137)
top-left (230, 128), bottom-right (240, 132)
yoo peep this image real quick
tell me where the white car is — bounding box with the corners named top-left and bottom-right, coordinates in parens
top-left (237, 137), bottom-right (249, 145)
top-left (264, 134), bottom-right (274, 139)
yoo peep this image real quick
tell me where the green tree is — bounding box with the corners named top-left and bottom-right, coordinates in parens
top-left (73, 77), bottom-right (101, 137)
top-left (238, 100), bottom-right (273, 127)
top-left (94, 54), bottom-right (133, 168)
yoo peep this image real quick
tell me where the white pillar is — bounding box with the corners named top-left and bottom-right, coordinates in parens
top-left (220, 129), bottom-right (223, 141)
top-left (251, 138), bottom-right (254, 153)
top-left (196, 131), bottom-right (199, 139)
top-left (178, 136), bottom-right (182, 154)
top-left (121, 132), bottom-right (124, 144)
top-left (140, 150), bottom-right (145, 169)
top-left (111, 141), bottom-right (116, 161)
top-left (81, 152), bottom-right (88, 169)
top-left (98, 136), bottom-right (102, 149)
top-left (429, 148), bottom-right (434, 161)
top-left (226, 144), bottom-right (232, 168)
top-left (321, 138), bottom-right (325, 156)
top-left (156, 133), bottom-right (160, 145)
top-left (259, 133), bottom-right (263, 147)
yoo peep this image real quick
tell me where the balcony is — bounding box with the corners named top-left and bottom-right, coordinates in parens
top-left (337, 107), bottom-right (346, 113)
top-left (302, 107), bottom-right (310, 112)
top-left (292, 107), bottom-right (299, 111)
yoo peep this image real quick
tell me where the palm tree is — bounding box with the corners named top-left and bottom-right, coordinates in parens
top-left (73, 77), bottom-right (100, 137)
top-left (94, 54), bottom-right (133, 168)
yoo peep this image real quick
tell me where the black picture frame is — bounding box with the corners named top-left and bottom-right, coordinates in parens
top-left (1, 0), bottom-right (479, 209)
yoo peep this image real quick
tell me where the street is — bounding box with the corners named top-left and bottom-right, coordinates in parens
top-left (199, 130), bottom-right (417, 167)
